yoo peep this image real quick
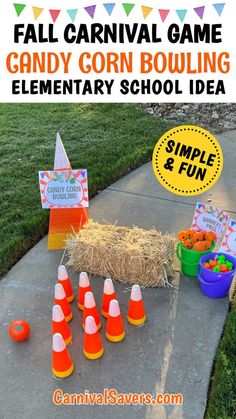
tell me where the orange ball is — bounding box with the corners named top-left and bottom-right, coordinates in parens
top-left (204, 240), bottom-right (212, 250)
top-left (193, 241), bottom-right (206, 252)
top-left (205, 231), bottom-right (217, 243)
top-left (182, 240), bottom-right (193, 250)
top-left (220, 264), bottom-right (228, 272)
top-left (8, 320), bottom-right (30, 342)
top-left (185, 229), bottom-right (195, 239)
top-left (178, 231), bottom-right (187, 241)
top-left (209, 260), bottom-right (217, 268)
top-left (193, 231), bottom-right (206, 243)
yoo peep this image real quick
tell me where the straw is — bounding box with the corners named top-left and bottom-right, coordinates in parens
top-left (66, 220), bottom-right (177, 287)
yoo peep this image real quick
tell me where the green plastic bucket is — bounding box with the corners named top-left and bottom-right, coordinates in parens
top-left (176, 242), bottom-right (215, 277)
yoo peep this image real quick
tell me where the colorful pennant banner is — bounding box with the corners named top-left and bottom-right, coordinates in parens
top-left (103, 3), bottom-right (116, 16)
top-left (49, 9), bottom-right (61, 23)
top-left (159, 9), bottom-right (170, 23)
top-left (176, 9), bottom-right (187, 23)
top-left (84, 5), bottom-right (96, 19)
top-left (12, 3), bottom-right (226, 22)
top-left (32, 6), bottom-right (43, 20)
top-left (141, 6), bottom-right (153, 20)
top-left (194, 6), bottom-right (205, 20)
top-left (67, 9), bottom-right (78, 22)
top-left (213, 3), bottom-right (225, 16)
top-left (13, 3), bottom-right (26, 17)
top-left (122, 3), bottom-right (135, 17)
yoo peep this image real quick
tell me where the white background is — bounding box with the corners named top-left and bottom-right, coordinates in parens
top-left (0, 0), bottom-right (235, 102)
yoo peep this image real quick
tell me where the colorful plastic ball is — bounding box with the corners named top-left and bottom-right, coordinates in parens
top-left (220, 264), bottom-right (228, 273)
top-left (8, 320), bottom-right (30, 342)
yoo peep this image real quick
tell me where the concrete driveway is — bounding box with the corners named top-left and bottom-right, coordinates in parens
top-left (0, 130), bottom-right (235, 419)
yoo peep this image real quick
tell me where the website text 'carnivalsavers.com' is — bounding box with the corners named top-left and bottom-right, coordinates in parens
top-left (53, 389), bottom-right (183, 406)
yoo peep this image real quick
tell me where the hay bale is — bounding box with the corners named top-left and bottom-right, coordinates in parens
top-left (66, 220), bottom-right (177, 287)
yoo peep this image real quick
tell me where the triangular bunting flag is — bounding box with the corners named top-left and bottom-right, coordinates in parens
top-left (194, 6), bottom-right (205, 20)
top-left (122, 3), bottom-right (135, 17)
top-left (67, 9), bottom-right (78, 22)
top-left (13, 3), bottom-right (26, 17)
top-left (213, 3), bottom-right (225, 16)
top-left (141, 6), bottom-right (153, 19)
top-left (158, 9), bottom-right (170, 23)
top-left (84, 5), bottom-right (96, 19)
top-left (103, 3), bottom-right (115, 16)
top-left (49, 9), bottom-right (61, 23)
top-left (32, 6), bottom-right (43, 20)
top-left (176, 9), bottom-right (187, 23)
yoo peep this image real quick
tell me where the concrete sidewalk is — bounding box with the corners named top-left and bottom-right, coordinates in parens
top-left (0, 131), bottom-right (235, 419)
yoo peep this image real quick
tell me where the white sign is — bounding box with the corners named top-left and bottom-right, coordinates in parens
top-left (219, 219), bottom-right (236, 256)
top-left (191, 202), bottom-right (229, 238)
top-left (39, 169), bottom-right (89, 209)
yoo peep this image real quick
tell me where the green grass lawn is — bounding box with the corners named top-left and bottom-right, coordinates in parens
top-left (0, 103), bottom-right (169, 277)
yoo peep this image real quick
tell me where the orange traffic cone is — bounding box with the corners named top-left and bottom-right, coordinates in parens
top-left (54, 283), bottom-right (73, 322)
top-left (78, 272), bottom-right (92, 311)
top-left (106, 299), bottom-right (125, 342)
top-left (101, 278), bottom-right (117, 318)
top-left (52, 333), bottom-right (74, 378)
top-left (52, 305), bottom-right (72, 345)
top-left (58, 265), bottom-right (74, 303)
top-left (83, 316), bottom-right (104, 360)
top-left (82, 292), bottom-right (101, 330)
top-left (127, 285), bottom-right (146, 326)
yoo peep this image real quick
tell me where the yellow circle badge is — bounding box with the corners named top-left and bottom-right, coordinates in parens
top-left (152, 125), bottom-right (223, 196)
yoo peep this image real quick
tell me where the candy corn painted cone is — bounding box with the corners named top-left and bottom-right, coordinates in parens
top-left (48, 134), bottom-right (89, 250)
top-left (78, 272), bottom-right (92, 311)
top-left (101, 278), bottom-right (117, 318)
top-left (83, 316), bottom-right (104, 360)
top-left (52, 305), bottom-right (72, 345)
top-left (127, 285), bottom-right (146, 326)
top-left (82, 292), bottom-right (101, 330)
top-left (106, 300), bottom-right (125, 342)
top-left (54, 283), bottom-right (73, 322)
top-left (52, 333), bottom-right (74, 378)
top-left (58, 265), bottom-right (74, 303)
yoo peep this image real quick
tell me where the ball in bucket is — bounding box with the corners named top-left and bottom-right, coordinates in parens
top-left (176, 229), bottom-right (217, 277)
top-left (197, 252), bottom-right (236, 298)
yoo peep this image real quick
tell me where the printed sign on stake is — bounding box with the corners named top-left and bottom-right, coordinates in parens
top-left (191, 202), bottom-right (229, 238)
top-left (39, 169), bottom-right (89, 209)
top-left (219, 219), bottom-right (236, 256)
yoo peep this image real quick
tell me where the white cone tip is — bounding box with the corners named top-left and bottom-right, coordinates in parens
top-left (84, 291), bottom-right (95, 308)
top-left (58, 265), bottom-right (68, 281)
top-left (131, 284), bottom-right (142, 301)
top-left (52, 305), bottom-right (64, 322)
top-left (104, 278), bottom-right (115, 295)
top-left (109, 299), bottom-right (120, 317)
top-left (79, 272), bottom-right (90, 288)
top-left (54, 133), bottom-right (71, 170)
top-left (85, 316), bottom-right (97, 334)
top-left (53, 333), bottom-right (66, 352)
top-left (55, 283), bottom-right (66, 300)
